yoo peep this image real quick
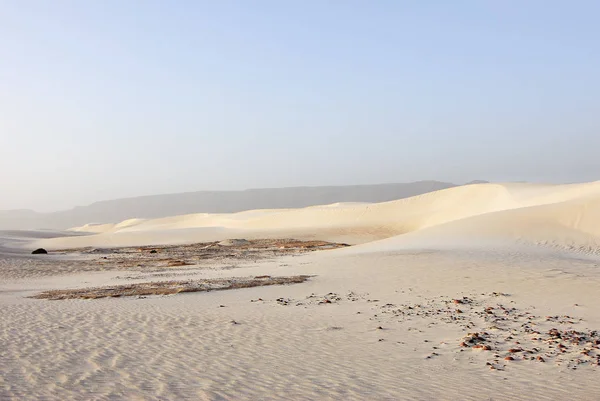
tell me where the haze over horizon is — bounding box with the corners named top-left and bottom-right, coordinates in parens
top-left (5, 179), bottom-right (461, 213)
top-left (1, 178), bottom-right (596, 214)
top-left (2, 1), bottom-right (599, 212)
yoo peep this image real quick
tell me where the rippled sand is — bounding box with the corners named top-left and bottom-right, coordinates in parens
top-left (2, 249), bottom-right (600, 400)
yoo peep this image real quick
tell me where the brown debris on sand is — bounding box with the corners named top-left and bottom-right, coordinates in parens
top-left (54, 239), bottom-right (349, 273)
top-left (30, 275), bottom-right (312, 300)
top-left (6, 239), bottom-right (348, 280)
top-left (276, 290), bottom-right (599, 372)
top-left (370, 292), bottom-right (600, 371)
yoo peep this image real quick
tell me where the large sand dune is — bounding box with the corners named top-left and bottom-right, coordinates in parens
top-left (31, 181), bottom-right (600, 255)
top-left (0, 181), bottom-right (457, 230)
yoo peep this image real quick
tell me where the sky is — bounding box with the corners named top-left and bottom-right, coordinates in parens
top-left (1, 0), bottom-right (599, 212)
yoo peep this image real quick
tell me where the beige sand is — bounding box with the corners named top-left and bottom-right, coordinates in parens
top-left (2, 181), bottom-right (600, 400)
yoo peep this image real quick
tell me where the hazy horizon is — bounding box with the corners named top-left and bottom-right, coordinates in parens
top-left (2, 1), bottom-right (599, 212)
top-left (4, 179), bottom-right (461, 213)
top-left (3, 177), bottom-right (600, 215)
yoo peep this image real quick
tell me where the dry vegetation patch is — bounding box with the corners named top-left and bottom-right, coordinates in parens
top-left (30, 275), bottom-right (312, 300)
top-left (56, 239), bottom-right (349, 272)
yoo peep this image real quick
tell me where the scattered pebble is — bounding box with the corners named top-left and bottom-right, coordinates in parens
top-left (250, 290), bottom-right (599, 372)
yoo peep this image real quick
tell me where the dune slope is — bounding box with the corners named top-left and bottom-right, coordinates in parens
top-left (29, 181), bottom-right (600, 256)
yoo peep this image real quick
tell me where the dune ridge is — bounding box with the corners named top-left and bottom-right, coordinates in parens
top-left (32, 181), bottom-right (600, 255)
top-left (0, 181), bottom-right (458, 230)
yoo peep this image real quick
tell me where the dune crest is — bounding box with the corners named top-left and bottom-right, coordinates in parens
top-left (32, 181), bottom-right (600, 255)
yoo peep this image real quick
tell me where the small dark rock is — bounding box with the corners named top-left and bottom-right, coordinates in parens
top-left (31, 248), bottom-right (48, 255)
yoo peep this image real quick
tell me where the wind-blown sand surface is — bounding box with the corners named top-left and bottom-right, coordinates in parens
top-left (2, 182), bottom-right (600, 400)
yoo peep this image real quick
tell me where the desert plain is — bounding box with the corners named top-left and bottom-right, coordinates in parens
top-left (2, 182), bottom-right (600, 400)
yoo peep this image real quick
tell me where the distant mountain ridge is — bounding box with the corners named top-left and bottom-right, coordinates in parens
top-left (0, 181), bottom-right (486, 230)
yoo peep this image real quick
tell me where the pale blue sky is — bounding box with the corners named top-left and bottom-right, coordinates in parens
top-left (1, 1), bottom-right (599, 211)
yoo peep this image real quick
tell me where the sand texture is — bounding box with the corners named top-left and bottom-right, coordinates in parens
top-left (2, 181), bottom-right (600, 400)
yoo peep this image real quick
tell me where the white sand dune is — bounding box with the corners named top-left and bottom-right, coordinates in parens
top-left (0, 181), bottom-right (458, 230)
top-left (357, 189), bottom-right (600, 255)
top-left (32, 181), bottom-right (600, 255)
top-left (3, 181), bottom-right (600, 400)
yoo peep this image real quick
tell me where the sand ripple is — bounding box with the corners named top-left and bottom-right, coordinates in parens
top-left (2, 290), bottom-right (600, 400)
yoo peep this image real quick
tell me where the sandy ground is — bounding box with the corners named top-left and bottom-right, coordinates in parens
top-left (2, 181), bottom-right (600, 400)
